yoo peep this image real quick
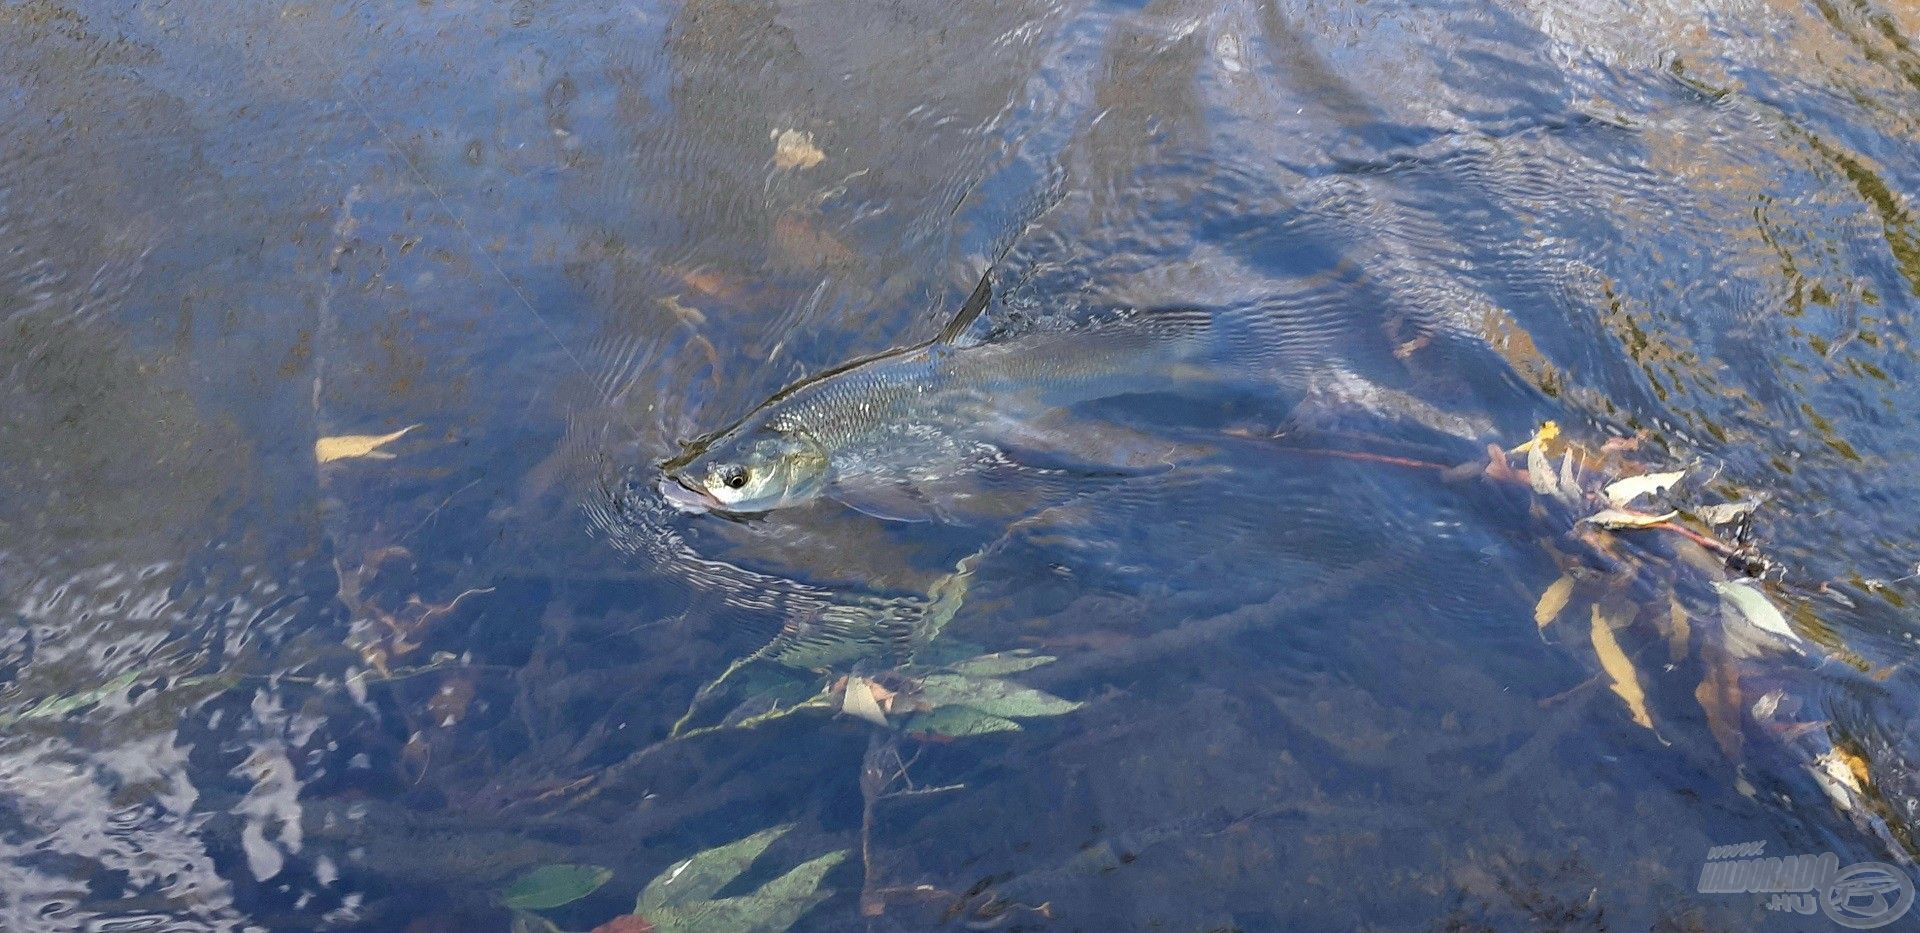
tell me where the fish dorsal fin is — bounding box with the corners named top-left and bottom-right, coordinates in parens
top-left (934, 266), bottom-right (994, 347)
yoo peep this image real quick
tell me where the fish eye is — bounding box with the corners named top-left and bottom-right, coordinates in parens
top-left (720, 465), bottom-right (749, 489)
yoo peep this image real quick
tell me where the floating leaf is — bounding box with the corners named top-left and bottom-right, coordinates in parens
top-left (771, 129), bottom-right (825, 170)
top-left (1603, 469), bottom-right (1686, 508)
top-left (638, 826), bottom-right (791, 913)
top-left (1714, 580), bottom-right (1805, 648)
top-left (501, 864), bottom-right (612, 910)
top-left (914, 674), bottom-right (1080, 719)
top-left (946, 651), bottom-right (1056, 677)
top-left (1533, 575), bottom-right (1576, 630)
top-left (1586, 508), bottom-right (1678, 529)
top-left (840, 676), bottom-right (889, 727)
top-left (644, 850), bottom-right (846, 933)
top-left (315, 424), bottom-right (419, 463)
top-left (1590, 603), bottom-right (1654, 730)
top-left (902, 705), bottom-right (1021, 739)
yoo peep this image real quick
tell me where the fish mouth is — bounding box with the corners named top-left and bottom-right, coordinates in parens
top-left (658, 474), bottom-right (720, 513)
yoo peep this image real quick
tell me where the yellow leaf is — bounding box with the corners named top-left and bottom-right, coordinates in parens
top-left (772, 128), bottom-right (825, 170)
top-left (1510, 420), bottom-right (1560, 454)
top-left (1835, 746), bottom-right (1873, 790)
top-left (1590, 603), bottom-right (1653, 729)
top-left (316, 425), bottom-right (419, 464)
top-left (1812, 748), bottom-right (1874, 813)
top-left (1534, 575), bottom-right (1576, 629)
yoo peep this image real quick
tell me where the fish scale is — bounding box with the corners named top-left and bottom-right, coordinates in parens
top-left (766, 311), bottom-right (1214, 455)
top-left (666, 306), bottom-right (1229, 518)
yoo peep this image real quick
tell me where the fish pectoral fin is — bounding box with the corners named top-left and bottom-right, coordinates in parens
top-left (828, 479), bottom-right (945, 523)
top-left (987, 412), bottom-right (1212, 476)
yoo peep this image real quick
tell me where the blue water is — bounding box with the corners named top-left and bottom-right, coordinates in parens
top-left (4, 0), bottom-right (1920, 928)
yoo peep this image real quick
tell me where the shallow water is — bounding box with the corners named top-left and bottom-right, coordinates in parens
top-left (5, 0), bottom-right (1920, 928)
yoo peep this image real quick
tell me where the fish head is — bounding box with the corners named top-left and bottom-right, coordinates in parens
top-left (663, 423), bottom-right (829, 514)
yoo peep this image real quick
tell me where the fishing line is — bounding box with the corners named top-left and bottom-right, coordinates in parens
top-left (289, 24), bottom-right (593, 380)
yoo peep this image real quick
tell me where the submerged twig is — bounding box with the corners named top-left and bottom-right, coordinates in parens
top-left (1270, 445), bottom-right (1452, 472)
top-left (859, 731), bottom-right (890, 919)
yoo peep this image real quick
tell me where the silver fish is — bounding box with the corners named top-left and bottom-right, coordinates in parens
top-left (662, 277), bottom-right (1225, 522)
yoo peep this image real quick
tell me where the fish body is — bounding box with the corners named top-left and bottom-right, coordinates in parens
top-left (663, 308), bottom-right (1220, 519)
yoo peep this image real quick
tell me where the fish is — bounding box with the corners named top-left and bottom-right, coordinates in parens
top-left (661, 272), bottom-right (1237, 522)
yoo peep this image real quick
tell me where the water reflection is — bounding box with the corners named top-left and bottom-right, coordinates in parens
top-left (4, 0), bottom-right (1920, 928)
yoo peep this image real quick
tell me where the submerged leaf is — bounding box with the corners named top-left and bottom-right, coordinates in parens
top-left (645, 850), bottom-right (847, 933)
top-left (840, 676), bottom-right (889, 727)
top-left (315, 424), bottom-right (419, 463)
top-left (1812, 749), bottom-right (1873, 813)
top-left (1586, 508), bottom-right (1678, 529)
top-left (514, 912), bottom-right (570, 933)
top-left (501, 864), bottom-right (612, 910)
top-left (771, 129), bottom-right (826, 170)
top-left (589, 917), bottom-right (655, 933)
top-left (1484, 443), bottom-right (1520, 483)
top-left (903, 705), bottom-right (1021, 738)
top-left (1664, 589), bottom-right (1692, 663)
top-left (1527, 443), bottom-right (1561, 499)
top-left (0, 670), bottom-right (141, 728)
top-left (1603, 469), bottom-right (1686, 508)
top-left (1589, 603), bottom-right (1654, 730)
top-left (946, 651), bottom-right (1056, 677)
top-left (914, 674), bottom-right (1081, 719)
top-left (1695, 644), bottom-right (1743, 763)
top-left (1714, 580), bottom-right (1805, 648)
top-left (637, 826), bottom-right (792, 913)
top-left (1533, 575), bottom-right (1576, 630)
top-left (1694, 501), bottom-right (1758, 525)
top-left (910, 549), bottom-right (983, 653)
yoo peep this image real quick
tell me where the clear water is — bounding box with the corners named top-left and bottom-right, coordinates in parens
top-left (4, 0), bottom-right (1920, 928)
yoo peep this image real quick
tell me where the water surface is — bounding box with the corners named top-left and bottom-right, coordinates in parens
top-left (5, 0), bottom-right (1920, 928)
